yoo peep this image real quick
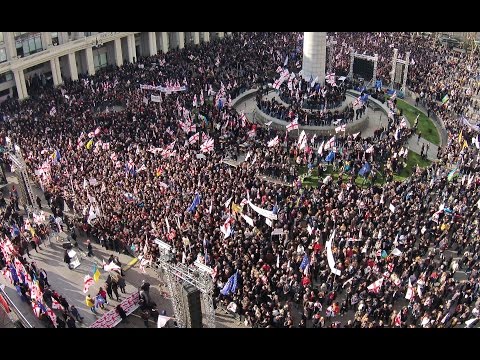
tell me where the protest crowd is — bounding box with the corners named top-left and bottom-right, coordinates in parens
top-left (0, 32), bottom-right (480, 328)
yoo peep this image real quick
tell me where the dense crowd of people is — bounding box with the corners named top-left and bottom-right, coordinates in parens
top-left (0, 32), bottom-right (480, 328)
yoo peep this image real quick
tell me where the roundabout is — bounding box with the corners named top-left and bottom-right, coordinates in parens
top-left (0, 32), bottom-right (478, 329)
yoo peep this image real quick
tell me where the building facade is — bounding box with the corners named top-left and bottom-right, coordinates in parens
top-left (0, 32), bottom-right (231, 102)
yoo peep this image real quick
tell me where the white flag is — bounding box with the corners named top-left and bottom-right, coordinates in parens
top-left (241, 213), bottom-right (254, 227)
top-left (165, 217), bottom-right (170, 233)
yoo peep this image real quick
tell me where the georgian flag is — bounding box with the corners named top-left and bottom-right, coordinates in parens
top-left (365, 145), bottom-right (374, 154)
top-left (286, 118), bottom-right (299, 132)
top-left (297, 130), bottom-right (307, 147)
top-left (324, 136), bottom-right (335, 150)
top-left (400, 117), bottom-right (408, 128)
top-left (326, 72), bottom-right (336, 85)
top-left (200, 90), bottom-right (204, 106)
top-left (49, 106), bottom-right (57, 116)
top-left (335, 124), bottom-right (346, 133)
top-left (268, 136), bottom-right (280, 148)
top-left (220, 216), bottom-right (234, 238)
top-left (352, 132), bottom-right (360, 139)
top-left (353, 97), bottom-right (364, 110)
top-left (200, 138), bottom-right (214, 153)
top-left (240, 112), bottom-right (248, 127)
top-left (193, 94), bottom-right (198, 108)
top-left (405, 278), bottom-right (414, 300)
top-left (317, 140), bottom-right (325, 155)
top-left (83, 275), bottom-right (95, 294)
top-left (189, 133), bottom-right (200, 144)
top-left (367, 277), bottom-right (384, 294)
top-left (247, 129), bottom-right (256, 138)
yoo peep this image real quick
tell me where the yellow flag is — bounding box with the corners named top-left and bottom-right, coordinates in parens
top-left (232, 203), bottom-right (242, 214)
top-left (86, 139), bottom-right (94, 150)
top-left (93, 267), bottom-right (101, 282)
top-left (463, 140), bottom-right (468, 149)
top-left (458, 130), bottom-right (463, 145)
top-left (30, 227), bottom-right (36, 237)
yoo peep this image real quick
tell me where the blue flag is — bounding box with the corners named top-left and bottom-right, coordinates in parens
top-left (11, 225), bottom-right (20, 238)
top-left (299, 253), bottom-right (309, 271)
top-left (187, 193), bottom-right (201, 213)
top-left (375, 80), bottom-right (382, 89)
top-left (358, 162), bottom-right (371, 177)
top-left (220, 272), bottom-right (237, 296)
top-left (37, 300), bottom-right (48, 314)
top-left (325, 151), bottom-right (335, 163)
top-left (231, 271), bottom-right (238, 294)
top-left (9, 264), bottom-right (19, 283)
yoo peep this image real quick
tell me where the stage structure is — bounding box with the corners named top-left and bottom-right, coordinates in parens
top-left (8, 145), bottom-right (37, 212)
top-left (348, 50), bottom-right (378, 88)
top-left (302, 32), bottom-right (327, 85)
top-left (326, 38), bottom-right (337, 75)
top-left (390, 48), bottom-right (410, 94)
top-left (153, 238), bottom-right (215, 328)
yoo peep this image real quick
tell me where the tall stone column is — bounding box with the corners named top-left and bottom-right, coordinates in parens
top-left (302, 32), bottom-right (327, 85)
top-left (6, 32), bottom-right (17, 59)
top-left (227, 32), bottom-right (232, 36)
top-left (85, 47), bottom-right (95, 75)
top-left (193, 32), bottom-right (200, 45)
top-left (204, 32), bottom-right (210, 43)
top-left (148, 32), bottom-right (157, 56)
top-left (68, 52), bottom-right (78, 81)
top-left (55, 57), bottom-right (63, 85)
top-left (50, 58), bottom-right (60, 86)
top-left (41, 32), bottom-right (52, 49)
top-left (161, 32), bottom-right (169, 53)
top-left (19, 69), bottom-right (27, 99)
top-left (178, 32), bottom-right (185, 49)
top-left (114, 38), bottom-right (123, 67)
top-left (14, 69), bottom-right (27, 100)
top-left (218, 32), bottom-right (224, 39)
top-left (127, 34), bottom-right (136, 63)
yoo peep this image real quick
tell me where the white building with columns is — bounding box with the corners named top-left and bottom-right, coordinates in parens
top-left (0, 32), bottom-right (232, 102)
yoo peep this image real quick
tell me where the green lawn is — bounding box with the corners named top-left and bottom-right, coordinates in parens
top-left (391, 98), bottom-right (440, 146)
top-left (299, 151), bottom-right (431, 187)
top-left (393, 150), bottom-right (431, 182)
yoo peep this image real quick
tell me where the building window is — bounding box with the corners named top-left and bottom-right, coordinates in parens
top-left (15, 33), bottom-right (43, 57)
top-left (51, 32), bottom-right (59, 46)
top-left (0, 32), bottom-right (4, 44)
top-left (0, 72), bottom-right (13, 83)
top-left (94, 52), bottom-right (108, 69)
top-left (0, 48), bottom-right (6, 63)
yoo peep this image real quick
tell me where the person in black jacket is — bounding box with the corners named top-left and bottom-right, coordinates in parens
top-left (116, 304), bottom-right (128, 323)
top-left (64, 249), bottom-right (71, 269)
top-left (86, 239), bottom-right (93, 257)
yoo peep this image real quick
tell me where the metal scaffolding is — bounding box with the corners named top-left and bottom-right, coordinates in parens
top-left (8, 146), bottom-right (37, 212)
top-left (348, 51), bottom-right (378, 87)
top-left (153, 240), bottom-right (215, 328)
top-left (390, 49), bottom-right (410, 94)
